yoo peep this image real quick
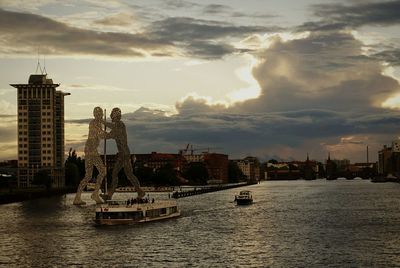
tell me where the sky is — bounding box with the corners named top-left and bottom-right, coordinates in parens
top-left (0, 0), bottom-right (400, 163)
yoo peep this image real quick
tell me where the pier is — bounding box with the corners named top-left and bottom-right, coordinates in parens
top-left (171, 182), bottom-right (255, 199)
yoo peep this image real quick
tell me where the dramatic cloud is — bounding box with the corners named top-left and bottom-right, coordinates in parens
top-left (93, 12), bottom-right (136, 27)
top-left (176, 31), bottom-right (400, 114)
top-left (203, 4), bottom-right (231, 14)
top-left (299, 0), bottom-right (400, 31)
top-left (2, 1), bottom-right (399, 162)
top-left (0, 8), bottom-right (169, 57)
top-left (202, 4), bottom-right (277, 20)
top-left (150, 17), bottom-right (275, 41)
top-left (148, 17), bottom-right (281, 59)
top-left (175, 95), bottom-right (226, 115)
top-left (163, 0), bottom-right (200, 10)
top-left (238, 32), bottom-right (399, 113)
top-left (373, 48), bottom-right (400, 66)
top-left (169, 30), bottom-right (400, 160)
top-left (73, 107), bottom-right (400, 162)
top-left (0, 8), bottom-right (279, 59)
top-left (65, 32), bottom-right (400, 160)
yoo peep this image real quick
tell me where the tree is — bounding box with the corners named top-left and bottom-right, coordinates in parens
top-left (228, 161), bottom-right (245, 183)
top-left (183, 162), bottom-right (209, 185)
top-left (134, 164), bottom-right (155, 186)
top-left (65, 162), bottom-right (80, 187)
top-left (65, 148), bottom-right (85, 187)
top-left (33, 169), bottom-right (52, 191)
top-left (153, 164), bottom-right (179, 186)
top-left (268, 159), bottom-right (278, 164)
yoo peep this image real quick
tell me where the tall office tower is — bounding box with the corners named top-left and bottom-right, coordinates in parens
top-left (11, 73), bottom-right (70, 188)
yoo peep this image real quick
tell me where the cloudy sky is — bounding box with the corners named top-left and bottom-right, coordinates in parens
top-left (1, 0), bottom-right (400, 162)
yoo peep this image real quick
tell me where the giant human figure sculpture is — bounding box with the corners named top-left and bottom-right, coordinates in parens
top-left (73, 107), bottom-right (106, 205)
top-left (105, 107), bottom-right (145, 200)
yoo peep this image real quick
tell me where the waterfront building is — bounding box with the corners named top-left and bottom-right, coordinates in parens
top-left (265, 162), bottom-right (300, 180)
top-left (102, 152), bottom-right (187, 181)
top-left (348, 162), bottom-right (377, 179)
top-left (325, 153), bottom-right (335, 179)
top-left (331, 159), bottom-right (350, 172)
top-left (183, 153), bottom-right (204, 163)
top-left (203, 153), bottom-right (229, 183)
top-left (101, 151), bottom-right (228, 184)
top-left (378, 143), bottom-right (400, 176)
top-left (392, 140), bottom-right (400, 152)
top-left (266, 158), bottom-right (319, 180)
top-left (234, 156), bottom-right (260, 182)
top-left (304, 154), bottom-right (317, 180)
top-left (179, 146), bottom-right (228, 183)
top-left (134, 152), bottom-right (187, 171)
top-left (11, 73), bottom-right (69, 188)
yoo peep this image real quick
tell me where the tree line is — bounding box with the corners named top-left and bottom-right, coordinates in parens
top-left (63, 149), bottom-right (246, 189)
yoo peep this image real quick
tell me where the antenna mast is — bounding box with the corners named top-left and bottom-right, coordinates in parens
top-left (35, 48), bottom-right (44, 74)
top-left (43, 55), bottom-right (47, 74)
top-left (104, 109), bottom-right (107, 194)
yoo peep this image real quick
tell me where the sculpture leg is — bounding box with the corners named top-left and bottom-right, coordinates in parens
top-left (73, 164), bottom-right (93, 205)
top-left (91, 157), bottom-right (105, 204)
top-left (107, 160), bottom-right (122, 200)
top-left (124, 160), bottom-right (145, 199)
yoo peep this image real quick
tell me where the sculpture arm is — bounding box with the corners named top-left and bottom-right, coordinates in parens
top-left (103, 130), bottom-right (114, 139)
top-left (103, 121), bottom-right (115, 129)
top-left (92, 121), bottom-right (109, 139)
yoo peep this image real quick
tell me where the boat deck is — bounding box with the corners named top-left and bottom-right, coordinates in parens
top-left (96, 199), bottom-right (178, 212)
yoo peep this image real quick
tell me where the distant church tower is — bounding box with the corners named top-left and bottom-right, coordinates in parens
top-left (11, 65), bottom-right (70, 188)
top-left (304, 153), bottom-right (315, 180)
top-left (326, 152), bottom-right (334, 180)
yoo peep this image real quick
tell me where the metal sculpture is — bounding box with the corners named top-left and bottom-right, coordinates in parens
top-left (73, 107), bottom-right (107, 205)
top-left (104, 107), bottom-right (145, 200)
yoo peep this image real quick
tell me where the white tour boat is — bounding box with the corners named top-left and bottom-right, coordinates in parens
top-left (94, 199), bottom-right (180, 226)
top-left (234, 190), bottom-right (253, 205)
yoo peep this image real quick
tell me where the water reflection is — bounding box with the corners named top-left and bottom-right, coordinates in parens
top-left (0, 180), bottom-right (400, 266)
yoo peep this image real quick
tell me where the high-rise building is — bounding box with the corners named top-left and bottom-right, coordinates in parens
top-left (11, 73), bottom-right (70, 188)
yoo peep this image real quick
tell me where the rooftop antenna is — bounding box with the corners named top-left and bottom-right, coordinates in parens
top-left (42, 55), bottom-right (47, 75)
top-left (35, 47), bottom-right (44, 74)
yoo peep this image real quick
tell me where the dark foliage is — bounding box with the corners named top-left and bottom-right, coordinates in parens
top-left (228, 161), bottom-right (245, 183)
top-left (32, 169), bottom-right (52, 190)
top-left (183, 162), bottom-right (209, 185)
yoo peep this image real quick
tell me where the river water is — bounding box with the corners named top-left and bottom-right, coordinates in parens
top-left (1, 180), bottom-right (400, 267)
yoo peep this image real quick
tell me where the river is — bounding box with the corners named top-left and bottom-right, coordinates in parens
top-left (1, 179), bottom-right (400, 267)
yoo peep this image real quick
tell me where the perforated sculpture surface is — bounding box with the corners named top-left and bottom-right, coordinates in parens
top-left (73, 107), bottom-right (106, 205)
top-left (73, 107), bottom-right (145, 205)
top-left (104, 107), bottom-right (145, 200)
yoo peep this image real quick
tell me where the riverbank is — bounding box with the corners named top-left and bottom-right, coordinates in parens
top-left (0, 186), bottom-right (76, 204)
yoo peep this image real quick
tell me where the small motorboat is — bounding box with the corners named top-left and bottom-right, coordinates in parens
top-left (234, 190), bottom-right (253, 205)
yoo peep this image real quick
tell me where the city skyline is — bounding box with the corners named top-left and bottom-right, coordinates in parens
top-left (1, 0), bottom-right (400, 162)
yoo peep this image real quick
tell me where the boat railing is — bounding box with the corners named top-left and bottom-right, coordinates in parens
top-left (101, 199), bottom-right (177, 209)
